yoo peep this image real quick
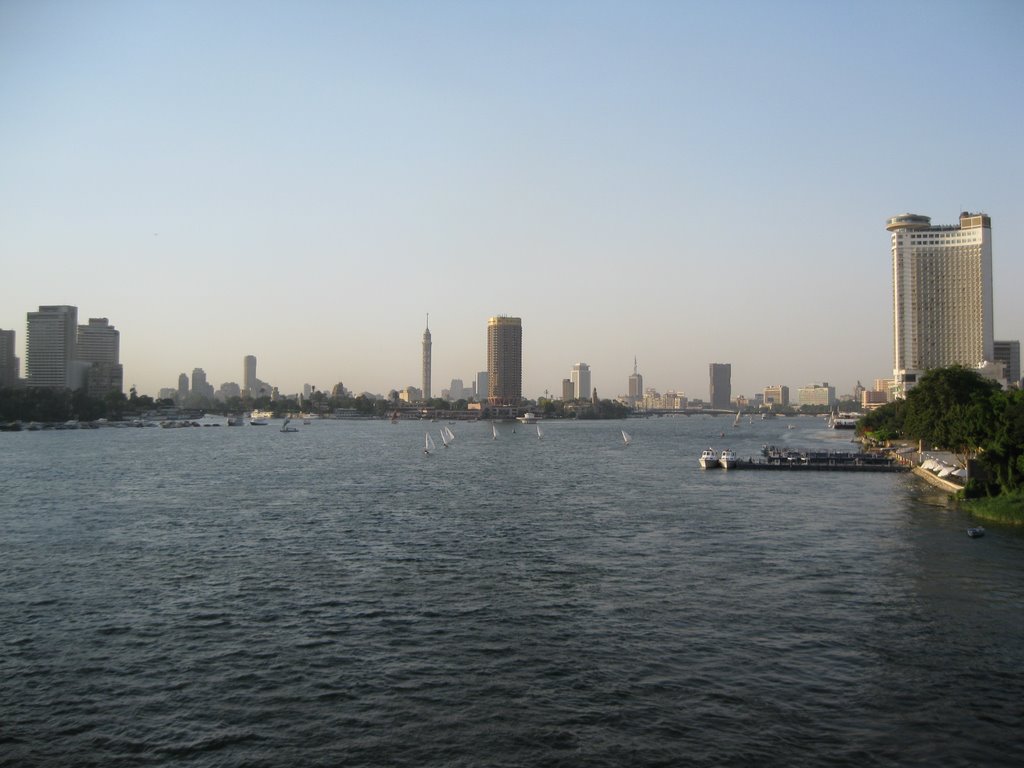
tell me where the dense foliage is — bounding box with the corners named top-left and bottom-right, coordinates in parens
top-left (858, 366), bottom-right (1024, 497)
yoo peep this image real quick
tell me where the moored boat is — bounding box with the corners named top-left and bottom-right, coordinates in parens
top-left (699, 448), bottom-right (719, 469)
top-left (719, 448), bottom-right (737, 469)
top-left (967, 527), bottom-right (985, 538)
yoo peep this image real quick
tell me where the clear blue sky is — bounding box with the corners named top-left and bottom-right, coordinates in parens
top-left (2, 0), bottom-right (1022, 399)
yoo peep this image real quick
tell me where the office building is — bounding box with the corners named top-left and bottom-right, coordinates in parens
top-left (77, 317), bottom-right (123, 395)
top-left (486, 316), bottom-right (522, 405)
top-left (26, 305), bottom-right (78, 389)
top-left (177, 373), bottom-right (189, 403)
top-left (994, 340), bottom-right (1020, 388)
top-left (887, 212), bottom-right (994, 397)
top-left (475, 372), bottom-right (488, 402)
top-left (243, 355), bottom-right (257, 397)
top-left (628, 358), bottom-right (643, 406)
top-left (762, 384), bottom-right (789, 407)
top-left (709, 363), bottom-right (731, 410)
top-left (797, 382), bottom-right (836, 407)
top-left (570, 362), bottom-right (591, 400)
top-left (0, 329), bottom-right (19, 387)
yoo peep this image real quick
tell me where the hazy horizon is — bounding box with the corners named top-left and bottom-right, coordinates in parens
top-left (3, 1), bottom-right (1022, 400)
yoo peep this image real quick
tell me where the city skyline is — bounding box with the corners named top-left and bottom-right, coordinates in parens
top-left (2, 2), bottom-right (1022, 399)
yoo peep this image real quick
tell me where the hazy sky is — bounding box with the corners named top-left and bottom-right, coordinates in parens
top-left (2, 0), bottom-right (1022, 400)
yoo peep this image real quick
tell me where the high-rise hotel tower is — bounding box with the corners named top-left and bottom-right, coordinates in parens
top-left (887, 212), bottom-right (994, 397)
top-left (487, 316), bottom-right (522, 406)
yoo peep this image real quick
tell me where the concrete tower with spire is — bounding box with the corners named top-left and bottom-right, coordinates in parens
top-left (422, 314), bottom-right (432, 401)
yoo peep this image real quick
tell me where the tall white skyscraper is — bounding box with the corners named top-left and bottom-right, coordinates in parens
top-left (26, 305), bottom-right (78, 389)
top-left (887, 212), bottom-right (994, 397)
top-left (570, 362), bottom-right (591, 400)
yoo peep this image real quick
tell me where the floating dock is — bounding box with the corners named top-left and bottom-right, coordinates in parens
top-left (722, 448), bottom-right (909, 472)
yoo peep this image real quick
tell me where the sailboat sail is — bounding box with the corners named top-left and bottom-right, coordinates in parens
top-left (491, 423), bottom-right (498, 440)
top-left (443, 426), bottom-right (456, 443)
top-left (537, 424), bottom-right (543, 439)
top-left (424, 432), bottom-right (436, 453)
top-left (733, 410), bottom-right (741, 427)
top-left (621, 429), bottom-right (632, 446)
top-left (439, 429), bottom-right (449, 448)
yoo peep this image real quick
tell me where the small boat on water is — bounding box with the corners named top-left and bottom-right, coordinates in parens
top-left (719, 448), bottom-right (737, 469)
top-left (250, 418), bottom-right (268, 426)
top-left (621, 429), bottom-right (632, 446)
top-left (967, 527), bottom-right (985, 538)
top-left (517, 413), bottom-right (540, 425)
top-left (424, 432), bottom-right (436, 454)
top-left (280, 418), bottom-right (298, 433)
top-left (699, 448), bottom-right (719, 469)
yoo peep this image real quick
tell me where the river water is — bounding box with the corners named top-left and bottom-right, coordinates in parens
top-left (2, 415), bottom-right (1022, 767)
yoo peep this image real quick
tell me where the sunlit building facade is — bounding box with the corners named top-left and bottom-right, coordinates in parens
top-left (570, 362), bottom-right (591, 400)
top-left (486, 316), bottom-right (522, 406)
top-left (888, 212), bottom-right (994, 397)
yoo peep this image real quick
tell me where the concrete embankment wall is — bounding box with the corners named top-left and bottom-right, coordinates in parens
top-left (912, 467), bottom-right (962, 494)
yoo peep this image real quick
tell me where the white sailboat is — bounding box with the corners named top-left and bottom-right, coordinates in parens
top-left (280, 418), bottom-right (298, 433)
top-left (439, 428), bottom-right (450, 448)
top-left (424, 432), bottom-right (436, 454)
top-left (536, 424), bottom-right (543, 440)
top-left (443, 425), bottom-right (456, 444)
top-left (491, 423), bottom-right (498, 440)
top-left (621, 429), bottom-right (632, 446)
top-left (733, 410), bottom-right (741, 427)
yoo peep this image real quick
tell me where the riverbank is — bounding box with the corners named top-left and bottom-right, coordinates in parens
top-left (962, 492), bottom-right (1024, 525)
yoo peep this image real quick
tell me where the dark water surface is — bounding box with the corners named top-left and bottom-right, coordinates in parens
top-left (2, 416), bottom-right (1023, 767)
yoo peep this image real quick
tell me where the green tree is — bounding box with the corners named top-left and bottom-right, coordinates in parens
top-left (902, 366), bottom-right (999, 451)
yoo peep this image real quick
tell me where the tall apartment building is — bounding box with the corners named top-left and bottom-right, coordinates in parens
top-left (887, 212), bottom-right (994, 397)
top-left (0, 329), bottom-right (19, 387)
top-left (243, 355), bottom-right (257, 397)
top-left (570, 362), bottom-right (591, 400)
top-left (422, 316), bottom-right (432, 400)
top-left (486, 316), bottom-right (522, 405)
top-left (26, 305), bottom-right (78, 389)
top-left (77, 318), bottom-right (123, 395)
top-left (177, 373), bottom-right (189, 402)
top-left (709, 363), bottom-right (731, 410)
top-left (762, 384), bottom-right (789, 407)
top-left (994, 340), bottom-right (1021, 387)
top-left (561, 378), bottom-right (574, 401)
top-left (476, 371), bottom-right (488, 402)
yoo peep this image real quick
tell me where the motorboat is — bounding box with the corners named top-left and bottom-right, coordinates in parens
top-left (699, 448), bottom-right (719, 469)
top-left (967, 527), bottom-right (985, 538)
top-left (517, 413), bottom-right (540, 424)
top-left (719, 448), bottom-right (737, 469)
